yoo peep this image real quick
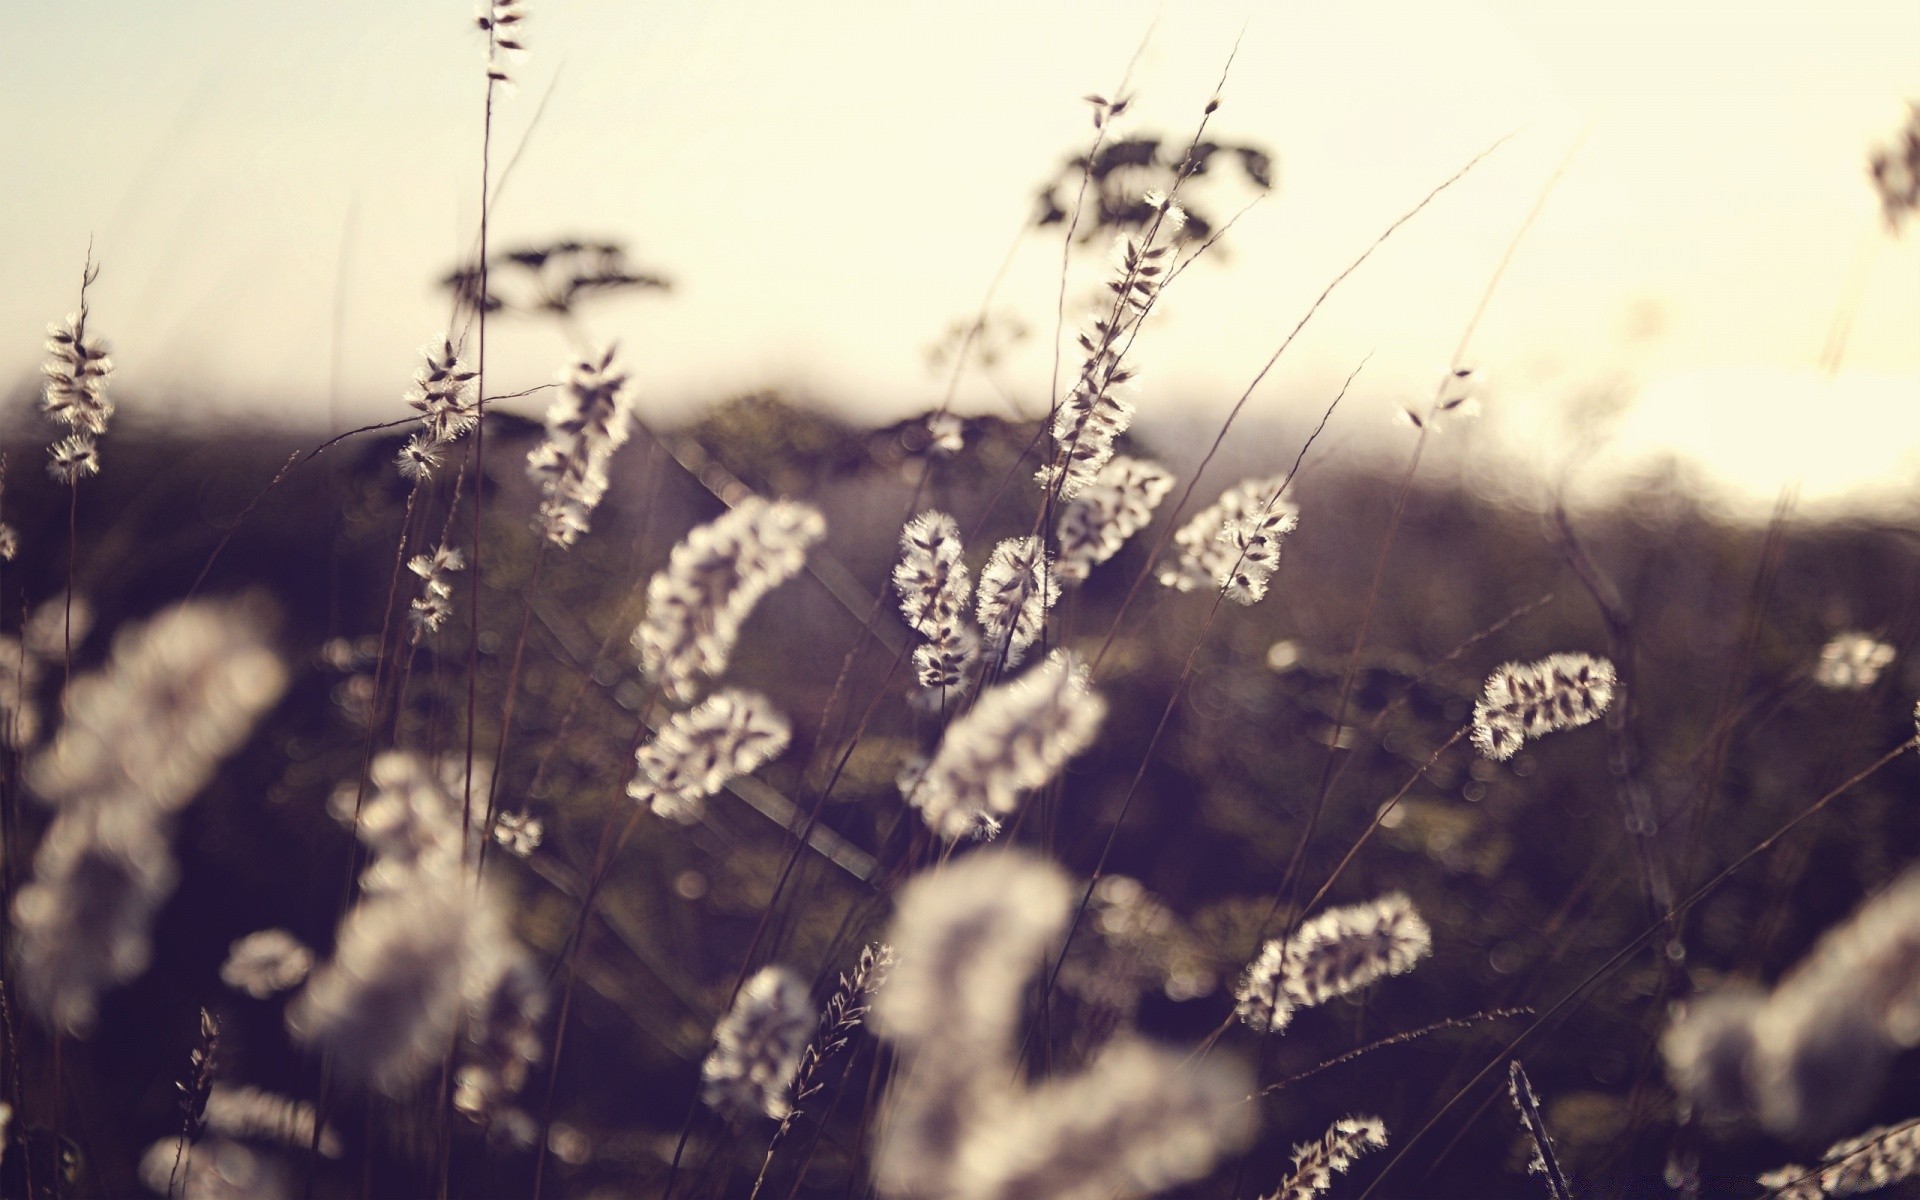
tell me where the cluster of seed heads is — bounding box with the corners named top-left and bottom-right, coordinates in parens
top-left (1235, 893), bottom-right (1433, 1035)
top-left (41, 265), bottom-right (113, 484)
top-left (1470, 652), bottom-right (1616, 761)
top-left (628, 689), bottom-right (792, 823)
top-left (396, 336), bottom-right (479, 482)
top-left (1158, 472), bottom-right (1298, 604)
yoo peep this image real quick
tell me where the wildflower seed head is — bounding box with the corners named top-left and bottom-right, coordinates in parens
top-left (288, 858), bottom-right (522, 1095)
top-left (1056, 456), bottom-right (1174, 585)
top-left (1268, 1115), bottom-right (1389, 1200)
top-left (492, 810), bottom-right (543, 858)
top-left (404, 336), bottom-right (480, 443)
top-left (407, 541), bottom-right (467, 643)
top-left (1157, 474), bottom-right (1297, 604)
top-left (1237, 893), bottom-right (1432, 1032)
top-left (893, 511), bottom-right (971, 636)
top-left (873, 849), bottom-right (1075, 1055)
top-left (41, 314), bottom-right (114, 437)
top-left (27, 595), bottom-right (288, 815)
top-left (47, 434), bottom-right (100, 483)
top-left (634, 497), bottom-right (826, 702)
top-left (478, 1), bottom-right (530, 84)
top-left (974, 536), bottom-right (1058, 669)
top-left (1471, 652), bottom-right (1616, 761)
top-left (700, 966), bottom-right (814, 1120)
top-left (204, 1084), bottom-right (342, 1159)
top-left (905, 651), bottom-right (1105, 841)
top-left (527, 346), bottom-right (634, 547)
top-left (1815, 632), bottom-right (1896, 690)
top-left (397, 434), bottom-right (443, 482)
top-left (221, 929), bottom-right (315, 999)
top-left (950, 1038), bottom-right (1256, 1200)
top-left (629, 689), bottom-right (793, 823)
top-left (11, 804), bottom-right (177, 1035)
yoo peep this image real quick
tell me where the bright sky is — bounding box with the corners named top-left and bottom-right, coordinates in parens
top-left (7, 1), bottom-right (1919, 514)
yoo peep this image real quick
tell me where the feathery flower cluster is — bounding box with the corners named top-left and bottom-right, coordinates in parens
top-left (628, 689), bottom-right (792, 823)
top-left (1814, 633), bottom-right (1896, 691)
top-left (204, 1084), bottom-right (342, 1158)
top-left (1055, 456), bottom-right (1174, 584)
top-left (12, 598), bottom-right (286, 1034)
top-left (1157, 473), bottom-right (1298, 604)
top-left (395, 337), bottom-right (478, 481)
top-left (872, 851), bottom-right (1254, 1200)
top-left (221, 929), bottom-right (314, 1000)
top-left (527, 347), bottom-right (633, 547)
top-left (953, 1037), bottom-right (1256, 1200)
top-left (407, 542), bottom-right (466, 642)
top-left (41, 279), bottom-right (114, 483)
top-left (27, 596), bottom-right (288, 814)
top-left (974, 536), bottom-right (1058, 669)
top-left (0, 593), bottom-right (85, 750)
top-left (634, 497), bottom-right (826, 702)
top-left (328, 751), bottom-right (483, 879)
top-left (294, 755), bottom-right (540, 1099)
top-left (1263, 1116), bottom-right (1389, 1200)
top-left (1760, 1119), bottom-right (1920, 1200)
top-left (12, 806), bottom-right (177, 1035)
top-left (701, 967), bottom-right (816, 1120)
top-left (1664, 868), bottom-right (1920, 1139)
top-left (1036, 193), bottom-right (1184, 499)
top-left (491, 809), bottom-right (543, 857)
top-left (1470, 652), bottom-right (1616, 761)
top-left (893, 511), bottom-right (979, 691)
top-left (904, 652), bottom-right (1105, 840)
top-left (140, 1136), bottom-right (293, 1200)
top-left (477, 1), bottom-right (528, 85)
top-left (1236, 893), bottom-right (1433, 1035)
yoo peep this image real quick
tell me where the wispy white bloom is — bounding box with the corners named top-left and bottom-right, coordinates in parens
top-left (1814, 633), bottom-right (1895, 691)
top-left (42, 312), bottom-right (114, 436)
top-left (1264, 1116), bottom-right (1389, 1200)
top-left (1055, 456), bottom-right (1173, 584)
top-left (629, 690), bottom-right (792, 822)
top-left (893, 512), bottom-right (980, 691)
top-left (953, 1037), bottom-right (1255, 1200)
top-left (140, 1136), bottom-right (293, 1200)
top-left (527, 346), bottom-right (633, 547)
top-left (893, 512), bottom-right (971, 636)
top-left (634, 497), bottom-right (825, 702)
top-left (974, 536), bottom-right (1057, 669)
top-left (1236, 894), bottom-right (1432, 1034)
top-left (1470, 652), bottom-right (1616, 761)
top-left (701, 967), bottom-right (815, 1120)
top-left (204, 1084), bottom-right (342, 1158)
top-left (12, 804), bottom-right (176, 1034)
top-left (407, 543), bottom-right (466, 643)
top-left (904, 652), bottom-right (1105, 841)
top-left (492, 810), bottom-right (543, 858)
top-left (221, 930), bottom-right (314, 999)
top-left (1157, 473), bottom-right (1298, 604)
top-left (26, 596), bottom-right (289, 815)
top-left (477, 1), bottom-right (529, 85)
top-left (1665, 869), bottom-right (1920, 1140)
top-left (405, 336), bottom-right (480, 444)
top-left (873, 850), bottom-right (1256, 1200)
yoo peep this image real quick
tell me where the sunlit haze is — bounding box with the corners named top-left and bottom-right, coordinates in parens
top-left (8, 0), bottom-right (1919, 514)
